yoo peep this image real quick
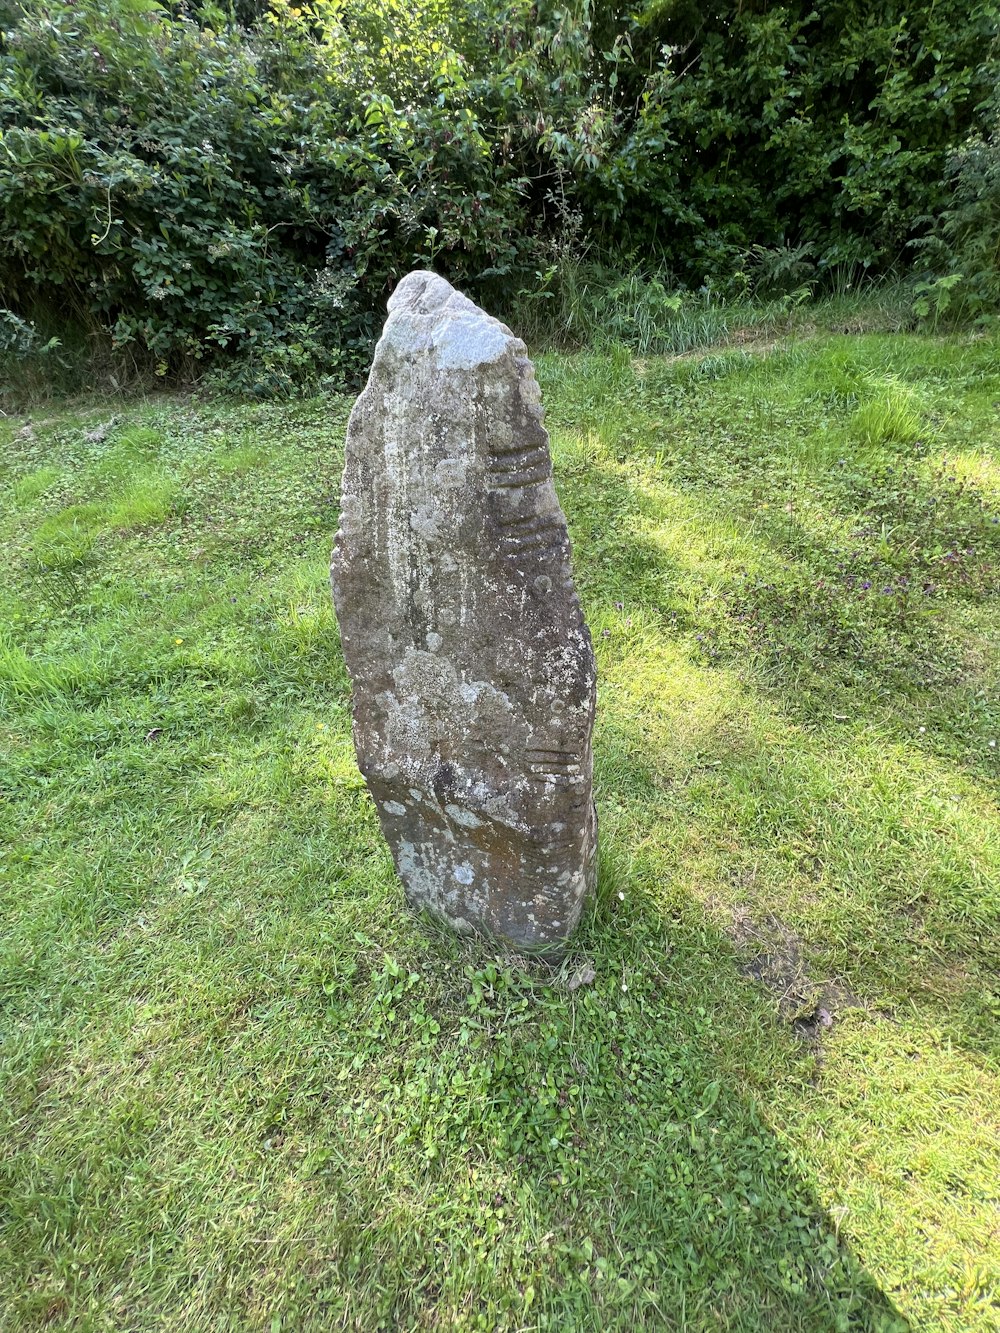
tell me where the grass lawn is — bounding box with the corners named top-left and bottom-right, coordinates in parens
top-left (1, 330), bottom-right (998, 1331)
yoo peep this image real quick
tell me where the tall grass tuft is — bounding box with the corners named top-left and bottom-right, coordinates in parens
top-left (508, 261), bottom-right (915, 357)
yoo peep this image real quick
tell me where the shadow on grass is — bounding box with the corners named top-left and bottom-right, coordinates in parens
top-left (2, 865), bottom-right (914, 1331)
top-left (280, 939), bottom-right (914, 1332)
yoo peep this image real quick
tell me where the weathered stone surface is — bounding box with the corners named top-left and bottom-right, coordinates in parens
top-left (331, 271), bottom-right (597, 950)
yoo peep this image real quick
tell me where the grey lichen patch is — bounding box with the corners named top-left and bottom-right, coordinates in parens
top-left (445, 803), bottom-right (483, 829)
top-left (409, 503), bottom-right (443, 542)
top-left (331, 270), bottom-right (597, 950)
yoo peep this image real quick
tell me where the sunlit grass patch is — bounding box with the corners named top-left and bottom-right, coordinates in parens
top-left (802, 350), bottom-right (868, 410)
top-left (943, 448), bottom-right (1000, 506)
top-left (790, 1019), bottom-right (1000, 1328)
top-left (268, 557), bottom-right (339, 654)
top-left (0, 635), bottom-right (108, 700)
top-left (92, 426), bottom-right (164, 481)
top-left (215, 441), bottom-right (271, 473)
top-left (26, 468), bottom-right (178, 571)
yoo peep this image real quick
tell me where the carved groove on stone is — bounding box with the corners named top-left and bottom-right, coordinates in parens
top-left (487, 469), bottom-right (551, 491)
top-left (492, 452), bottom-right (548, 472)
top-left (500, 526), bottom-right (565, 553)
top-left (493, 439), bottom-right (548, 463)
top-left (502, 513), bottom-right (560, 528)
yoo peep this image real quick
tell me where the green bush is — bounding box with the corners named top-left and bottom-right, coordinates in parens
top-left (917, 80), bottom-right (1000, 321)
top-left (1, 0), bottom-right (997, 391)
top-left (0, 0), bottom-right (543, 391)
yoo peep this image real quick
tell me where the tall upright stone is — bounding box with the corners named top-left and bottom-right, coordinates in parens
top-left (331, 271), bottom-right (597, 950)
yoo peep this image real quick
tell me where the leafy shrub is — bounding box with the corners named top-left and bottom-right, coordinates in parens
top-left (1, 0), bottom-right (997, 391)
top-left (0, 0), bottom-right (543, 390)
top-left (920, 80), bottom-right (1000, 321)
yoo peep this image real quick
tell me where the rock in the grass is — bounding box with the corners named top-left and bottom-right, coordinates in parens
top-left (331, 271), bottom-right (597, 950)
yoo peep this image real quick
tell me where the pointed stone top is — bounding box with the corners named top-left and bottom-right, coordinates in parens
top-left (387, 270), bottom-right (478, 317)
top-left (381, 270), bottom-right (524, 371)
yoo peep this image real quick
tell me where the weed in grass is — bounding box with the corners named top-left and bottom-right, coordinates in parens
top-left (850, 380), bottom-right (923, 448)
top-left (216, 441), bottom-right (271, 474)
top-left (29, 503), bottom-right (104, 571)
top-left (11, 465), bottom-right (61, 507)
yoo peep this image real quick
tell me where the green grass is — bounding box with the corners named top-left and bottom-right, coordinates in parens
top-left (0, 332), bottom-right (998, 1332)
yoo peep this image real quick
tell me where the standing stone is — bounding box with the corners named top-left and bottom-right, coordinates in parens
top-left (331, 271), bottom-right (597, 950)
